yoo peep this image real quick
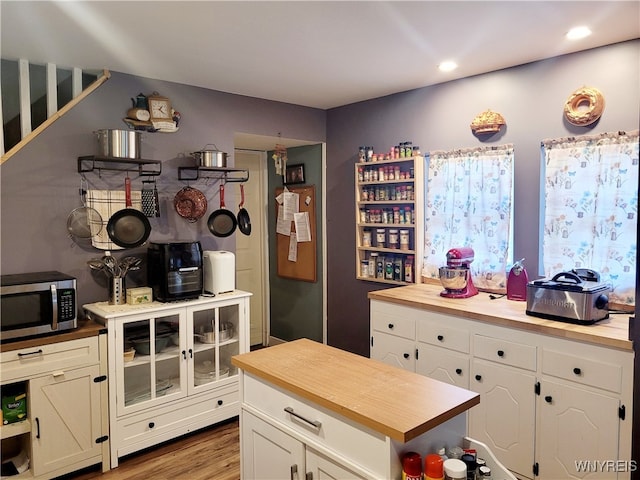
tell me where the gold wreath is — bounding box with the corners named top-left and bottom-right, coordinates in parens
top-left (563, 86), bottom-right (605, 126)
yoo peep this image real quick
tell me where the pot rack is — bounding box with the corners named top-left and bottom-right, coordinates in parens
top-left (178, 166), bottom-right (249, 183)
top-left (77, 155), bottom-right (162, 176)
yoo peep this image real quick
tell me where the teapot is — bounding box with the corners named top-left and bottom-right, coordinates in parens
top-left (131, 93), bottom-right (148, 109)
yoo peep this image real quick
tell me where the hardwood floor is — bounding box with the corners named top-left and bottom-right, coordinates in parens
top-left (61, 418), bottom-right (240, 480)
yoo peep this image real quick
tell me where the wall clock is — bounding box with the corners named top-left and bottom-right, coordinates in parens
top-left (147, 94), bottom-right (172, 121)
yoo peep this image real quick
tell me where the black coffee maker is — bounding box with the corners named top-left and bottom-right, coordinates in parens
top-left (148, 241), bottom-right (203, 301)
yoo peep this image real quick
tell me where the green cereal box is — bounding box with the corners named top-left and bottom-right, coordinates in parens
top-left (2, 388), bottom-right (27, 425)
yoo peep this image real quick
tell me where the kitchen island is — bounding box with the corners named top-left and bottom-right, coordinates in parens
top-left (233, 339), bottom-right (494, 479)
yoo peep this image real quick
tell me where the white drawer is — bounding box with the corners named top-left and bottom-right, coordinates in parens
top-left (473, 335), bottom-right (536, 371)
top-left (417, 321), bottom-right (470, 354)
top-left (116, 385), bottom-right (238, 452)
top-left (243, 374), bottom-right (389, 477)
top-left (1, 336), bottom-right (99, 382)
top-left (371, 310), bottom-right (415, 340)
top-left (417, 346), bottom-right (470, 389)
top-left (542, 349), bottom-right (622, 393)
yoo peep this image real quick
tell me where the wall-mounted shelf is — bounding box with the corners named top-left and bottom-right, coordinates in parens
top-left (77, 156), bottom-right (162, 176)
top-left (178, 166), bottom-right (249, 183)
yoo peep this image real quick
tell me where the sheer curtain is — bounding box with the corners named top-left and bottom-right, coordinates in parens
top-left (422, 144), bottom-right (514, 290)
top-left (542, 130), bottom-right (639, 305)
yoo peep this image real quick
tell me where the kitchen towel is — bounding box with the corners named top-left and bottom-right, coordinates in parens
top-left (86, 189), bottom-right (143, 250)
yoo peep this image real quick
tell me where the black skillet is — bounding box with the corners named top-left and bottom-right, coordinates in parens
top-left (106, 177), bottom-right (152, 248)
top-left (207, 183), bottom-right (237, 237)
top-left (237, 184), bottom-right (251, 235)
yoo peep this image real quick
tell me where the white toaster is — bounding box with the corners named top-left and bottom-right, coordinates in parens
top-left (203, 250), bottom-right (235, 295)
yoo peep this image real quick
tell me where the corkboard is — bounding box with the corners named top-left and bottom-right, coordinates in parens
top-left (275, 185), bottom-right (317, 282)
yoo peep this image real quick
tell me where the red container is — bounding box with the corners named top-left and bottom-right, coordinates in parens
top-left (402, 451), bottom-right (423, 479)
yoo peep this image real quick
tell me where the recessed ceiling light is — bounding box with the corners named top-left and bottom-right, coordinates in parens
top-left (566, 26), bottom-right (592, 40)
top-left (438, 61), bottom-right (458, 72)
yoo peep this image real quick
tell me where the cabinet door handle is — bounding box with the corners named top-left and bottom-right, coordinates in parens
top-left (456, 368), bottom-right (463, 375)
top-left (35, 417), bottom-right (41, 439)
top-left (148, 422), bottom-right (155, 429)
top-left (497, 350), bottom-right (505, 357)
top-left (182, 350), bottom-right (187, 360)
top-left (188, 348), bottom-right (193, 359)
top-left (217, 400), bottom-right (223, 406)
top-left (284, 407), bottom-right (322, 429)
top-left (573, 367), bottom-right (582, 375)
top-left (403, 353), bottom-right (410, 359)
top-left (388, 323), bottom-right (394, 329)
top-left (437, 335), bottom-right (444, 341)
top-left (544, 396), bottom-right (553, 404)
top-left (18, 349), bottom-right (43, 358)
top-left (475, 374), bottom-right (482, 382)
top-left (305, 473), bottom-right (313, 480)
top-left (290, 464), bottom-right (298, 480)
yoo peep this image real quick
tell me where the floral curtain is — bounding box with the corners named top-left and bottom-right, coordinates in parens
top-left (541, 130), bottom-right (639, 305)
top-left (422, 144), bottom-right (514, 290)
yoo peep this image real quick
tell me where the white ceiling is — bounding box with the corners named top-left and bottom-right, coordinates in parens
top-left (1, 1), bottom-right (639, 112)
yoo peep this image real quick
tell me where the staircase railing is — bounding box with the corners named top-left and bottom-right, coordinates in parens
top-left (1, 59), bottom-right (110, 163)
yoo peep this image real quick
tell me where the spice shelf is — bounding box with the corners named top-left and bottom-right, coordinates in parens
top-left (354, 154), bottom-right (423, 284)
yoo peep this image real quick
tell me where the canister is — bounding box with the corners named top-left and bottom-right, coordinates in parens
top-left (376, 228), bottom-right (386, 248)
top-left (400, 229), bottom-right (410, 250)
top-left (443, 458), bottom-right (466, 480)
top-left (388, 229), bottom-right (399, 249)
top-left (362, 229), bottom-right (372, 247)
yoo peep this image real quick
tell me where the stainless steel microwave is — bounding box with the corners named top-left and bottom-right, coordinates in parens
top-left (0, 271), bottom-right (77, 342)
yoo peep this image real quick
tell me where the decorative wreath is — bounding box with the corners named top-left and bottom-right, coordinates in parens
top-left (563, 86), bottom-right (605, 126)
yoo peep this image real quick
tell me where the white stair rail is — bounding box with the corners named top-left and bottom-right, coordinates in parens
top-left (1, 59), bottom-right (110, 162)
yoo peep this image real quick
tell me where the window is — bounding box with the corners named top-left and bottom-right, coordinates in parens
top-left (541, 131), bottom-right (639, 305)
top-left (422, 144), bottom-right (514, 290)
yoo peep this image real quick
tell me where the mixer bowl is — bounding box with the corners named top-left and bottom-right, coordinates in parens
top-left (439, 267), bottom-right (469, 291)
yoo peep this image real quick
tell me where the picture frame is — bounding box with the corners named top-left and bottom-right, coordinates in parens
top-left (284, 163), bottom-right (305, 185)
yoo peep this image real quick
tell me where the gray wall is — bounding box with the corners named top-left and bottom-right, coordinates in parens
top-left (268, 144), bottom-right (324, 342)
top-left (325, 40), bottom-right (640, 356)
top-left (1, 72), bottom-right (326, 309)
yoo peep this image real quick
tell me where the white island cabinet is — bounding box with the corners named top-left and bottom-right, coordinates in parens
top-left (369, 283), bottom-right (634, 480)
top-left (232, 339), bottom-right (515, 480)
top-left (84, 291), bottom-right (250, 468)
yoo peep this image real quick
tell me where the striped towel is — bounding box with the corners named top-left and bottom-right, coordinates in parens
top-left (86, 190), bottom-right (143, 250)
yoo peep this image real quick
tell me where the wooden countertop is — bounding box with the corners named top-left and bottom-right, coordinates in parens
top-left (232, 338), bottom-right (479, 443)
top-left (368, 283), bottom-right (633, 351)
top-left (0, 319), bottom-right (105, 352)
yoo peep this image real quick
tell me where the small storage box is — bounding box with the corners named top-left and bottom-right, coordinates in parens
top-left (2, 385), bottom-right (27, 425)
top-left (127, 287), bottom-right (153, 305)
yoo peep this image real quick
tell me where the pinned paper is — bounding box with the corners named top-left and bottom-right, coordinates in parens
top-left (288, 231), bottom-right (298, 262)
top-left (293, 212), bottom-right (311, 242)
top-left (276, 205), bottom-right (292, 236)
top-left (282, 191), bottom-right (299, 221)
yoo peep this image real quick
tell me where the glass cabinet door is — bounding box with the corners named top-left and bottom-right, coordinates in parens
top-left (188, 300), bottom-right (242, 392)
top-left (116, 308), bottom-right (186, 416)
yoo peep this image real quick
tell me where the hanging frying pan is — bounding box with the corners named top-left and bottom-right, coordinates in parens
top-left (237, 184), bottom-right (251, 235)
top-left (207, 183), bottom-right (237, 237)
top-left (106, 177), bottom-right (152, 248)
top-left (174, 186), bottom-right (208, 222)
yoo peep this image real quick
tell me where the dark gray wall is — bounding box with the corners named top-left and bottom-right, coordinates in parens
top-left (268, 144), bottom-right (324, 342)
top-left (325, 40), bottom-right (640, 356)
top-left (1, 72), bottom-right (326, 309)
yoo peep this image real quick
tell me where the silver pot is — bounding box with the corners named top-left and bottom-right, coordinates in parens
top-left (95, 129), bottom-right (142, 159)
top-left (191, 144), bottom-right (228, 167)
top-left (439, 267), bottom-right (469, 291)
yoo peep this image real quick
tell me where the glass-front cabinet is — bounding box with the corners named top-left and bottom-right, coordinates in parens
top-left (83, 291), bottom-right (250, 468)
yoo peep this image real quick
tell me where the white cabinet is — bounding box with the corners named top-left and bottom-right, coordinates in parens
top-left (1, 335), bottom-right (107, 479)
top-left (84, 291), bottom-right (251, 468)
top-left (242, 410), bottom-right (368, 480)
top-left (369, 299), bottom-right (634, 480)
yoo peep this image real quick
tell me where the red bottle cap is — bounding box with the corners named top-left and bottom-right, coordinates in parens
top-left (402, 452), bottom-right (423, 476)
top-left (424, 453), bottom-right (444, 479)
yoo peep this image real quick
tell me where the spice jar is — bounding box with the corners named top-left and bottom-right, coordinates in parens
top-left (400, 229), bottom-right (410, 250)
top-left (424, 453), bottom-right (444, 480)
top-left (404, 255), bottom-right (414, 283)
top-left (369, 252), bottom-right (378, 277)
top-left (362, 229), bottom-right (372, 247)
top-left (443, 458), bottom-right (466, 480)
top-left (388, 229), bottom-right (399, 249)
top-left (360, 260), bottom-right (369, 278)
top-left (376, 228), bottom-right (386, 248)
top-left (402, 452), bottom-right (423, 480)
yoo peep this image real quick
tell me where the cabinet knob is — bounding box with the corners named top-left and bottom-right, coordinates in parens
top-left (497, 350), bottom-right (505, 357)
top-left (544, 396), bottom-right (553, 404)
top-left (573, 367), bottom-right (582, 375)
top-left (182, 350), bottom-right (187, 360)
top-left (475, 374), bottom-right (482, 382)
top-left (217, 400), bottom-right (223, 406)
top-left (437, 335), bottom-right (444, 342)
top-left (188, 348), bottom-right (193, 359)
top-left (388, 323), bottom-right (394, 329)
top-left (148, 422), bottom-right (155, 429)
top-left (403, 353), bottom-right (410, 359)
top-left (456, 368), bottom-right (463, 375)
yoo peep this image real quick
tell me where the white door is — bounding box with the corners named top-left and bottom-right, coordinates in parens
top-left (234, 150), bottom-right (267, 346)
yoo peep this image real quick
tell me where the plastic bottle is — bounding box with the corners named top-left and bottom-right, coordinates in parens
top-left (424, 453), bottom-right (444, 480)
top-left (443, 458), bottom-right (466, 480)
top-left (402, 451), bottom-right (423, 480)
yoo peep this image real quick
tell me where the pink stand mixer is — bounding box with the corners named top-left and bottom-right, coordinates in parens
top-left (438, 247), bottom-right (479, 298)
